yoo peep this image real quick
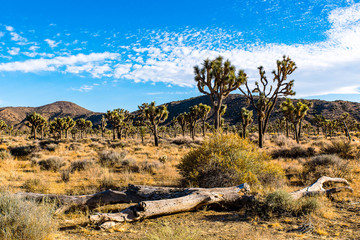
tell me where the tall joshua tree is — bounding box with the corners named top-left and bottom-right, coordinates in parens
top-left (240, 107), bottom-right (253, 138)
top-left (25, 112), bottom-right (46, 139)
top-left (198, 103), bottom-right (211, 137)
top-left (239, 56), bottom-right (296, 148)
top-left (138, 102), bottom-right (168, 147)
top-left (194, 56), bottom-right (247, 130)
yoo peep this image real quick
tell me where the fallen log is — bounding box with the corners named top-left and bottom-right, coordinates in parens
top-left (15, 176), bottom-right (353, 228)
top-left (89, 176), bottom-right (353, 228)
top-left (290, 176), bottom-right (353, 200)
top-left (89, 183), bottom-right (251, 229)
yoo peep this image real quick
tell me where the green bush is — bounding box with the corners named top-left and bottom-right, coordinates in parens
top-left (263, 190), bottom-right (318, 217)
top-left (0, 192), bottom-right (55, 240)
top-left (177, 133), bottom-right (285, 187)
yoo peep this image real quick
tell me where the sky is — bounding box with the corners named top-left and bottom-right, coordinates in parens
top-left (0, 0), bottom-right (360, 112)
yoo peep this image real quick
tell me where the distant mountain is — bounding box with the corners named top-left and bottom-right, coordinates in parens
top-left (1, 96), bottom-right (360, 129)
top-left (164, 94), bottom-right (360, 125)
top-left (0, 101), bottom-right (103, 129)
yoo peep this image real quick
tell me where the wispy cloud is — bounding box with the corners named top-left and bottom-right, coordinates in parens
top-left (71, 84), bottom-right (94, 92)
top-left (44, 39), bottom-right (60, 48)
top-left (7, 47), bottom-right (20, 55)
top-left (0, 3), bottom-right (360, 100)
top-left (0, 52), bottom-right (119, 73)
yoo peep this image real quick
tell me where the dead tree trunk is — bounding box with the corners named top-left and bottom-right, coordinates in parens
top-left (15, 177), bottom-right (353, 229)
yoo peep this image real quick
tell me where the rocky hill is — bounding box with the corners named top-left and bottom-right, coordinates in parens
top-left (1, 95), bottom-right (360, 129)
top-left (0, 101), bottom-right (102, 129)
top-left (164, 94), bottom-right (360, 125)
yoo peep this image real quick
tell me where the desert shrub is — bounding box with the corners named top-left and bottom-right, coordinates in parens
top-left (0, 192), bottom-right (56, 240)
top-left (98, 150), bottom-right (126, 167)
top-left (177, 133), bottom-right (285, 188)
top-left (271, 145), bottom-right (315, 159)
top-left (171, 137), bottom-right (193, 145)
top-left (302, 154), bottom-right (351, 184)
top-left (262, 190), bottom-right (319, 217)
top-left (0, 150), bottom-right (12, 160)
top-left (141, 161), bottom-right (162, 175)
top-left (70, 159), bottom-right (94, 172)
top-left (321, 140), bottom-right (358, 159)
top-left (98, 174), bottom-right (118, 190)
top-left (9, 145), bottom-right (37, 157)
top-left (272, 134), bottom-right (295, 147)
top-left (159, 155), bottom-right (167, 163)
top-left (44, 143), bottom-right (58, 151)
top-left (68, 143), bottom-right (82, 151)
top-left (121, 158), bottom-right (141, 172)
top-left (60, 169), bottom-right (71, 182)
top-left (38, 156), bottom-right (66, 172)
top-left (39, 141), bottom-right (58, 151)
top-left (22, 178), bottom-right (49, 193)
top-left (109, 142), bottom-right (126, 149)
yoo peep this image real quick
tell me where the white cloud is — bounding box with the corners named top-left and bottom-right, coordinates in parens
top-left (44, 39), bottom-right (60, 48)
top-left (8, 47), bottom-right (20, 55)
top-left (71, 84), bottom-right (94, 92)
top-left (0, 32), bottom-right (4, 38)
top-left (0, 52), bottom-right (119, 73)
top-left (5, 26), bottom-right (14, 32)
top-left (10, 32), bottom-right (27, 42)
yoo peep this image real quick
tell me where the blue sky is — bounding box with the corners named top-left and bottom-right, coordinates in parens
top-left (0, 0), bottom-right (360, 112)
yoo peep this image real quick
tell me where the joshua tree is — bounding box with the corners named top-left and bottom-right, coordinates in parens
top-left (186, 105), bottom-right (201, 140)
top-left (198, 103), bottom-right (211, 137)
top-left (339, 112), bottom-right (352, 141)
top-left (115, 109), bottom-right (132, 140)
top-left (280, 98), bottom-right (295, 137)
top-left (138, 102), bottom-right (168, 147)
top-left (239, 56), bottom-right (296, 148)
top-left (240, 107), bottom-right (253, 138)
top-left (25, 112), bottom-right (46, 139)
top-left (176, 113), bottom-right (187, 137)
top-left (101, 115), bottom-right (107, 138)
top-left (50, 118), bottom-right (66, 139)
top-left (62, 116), bottom-right (76, 139)
top-left (138, 126), bottom-right (146, 144)
top-left (0, 120), bottom-right (7, 134)
top-left (194, 56), bottom-right (247, 130)
top-left (313, 114), bottom-right (325, 136)
top-left (7, 125), bottom-right (13, 136)
top-left (76, 118), bottom-right (93, 139)
top-left (105, 109), bottom-right (121, 140)
top-left (292, 101), bottom-right (310, 143)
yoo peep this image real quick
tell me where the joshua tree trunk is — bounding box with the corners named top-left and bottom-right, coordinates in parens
top-left (258, 117), bottom-right (263, 148)
top-left (153, 124), bottom-right (159, 147)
